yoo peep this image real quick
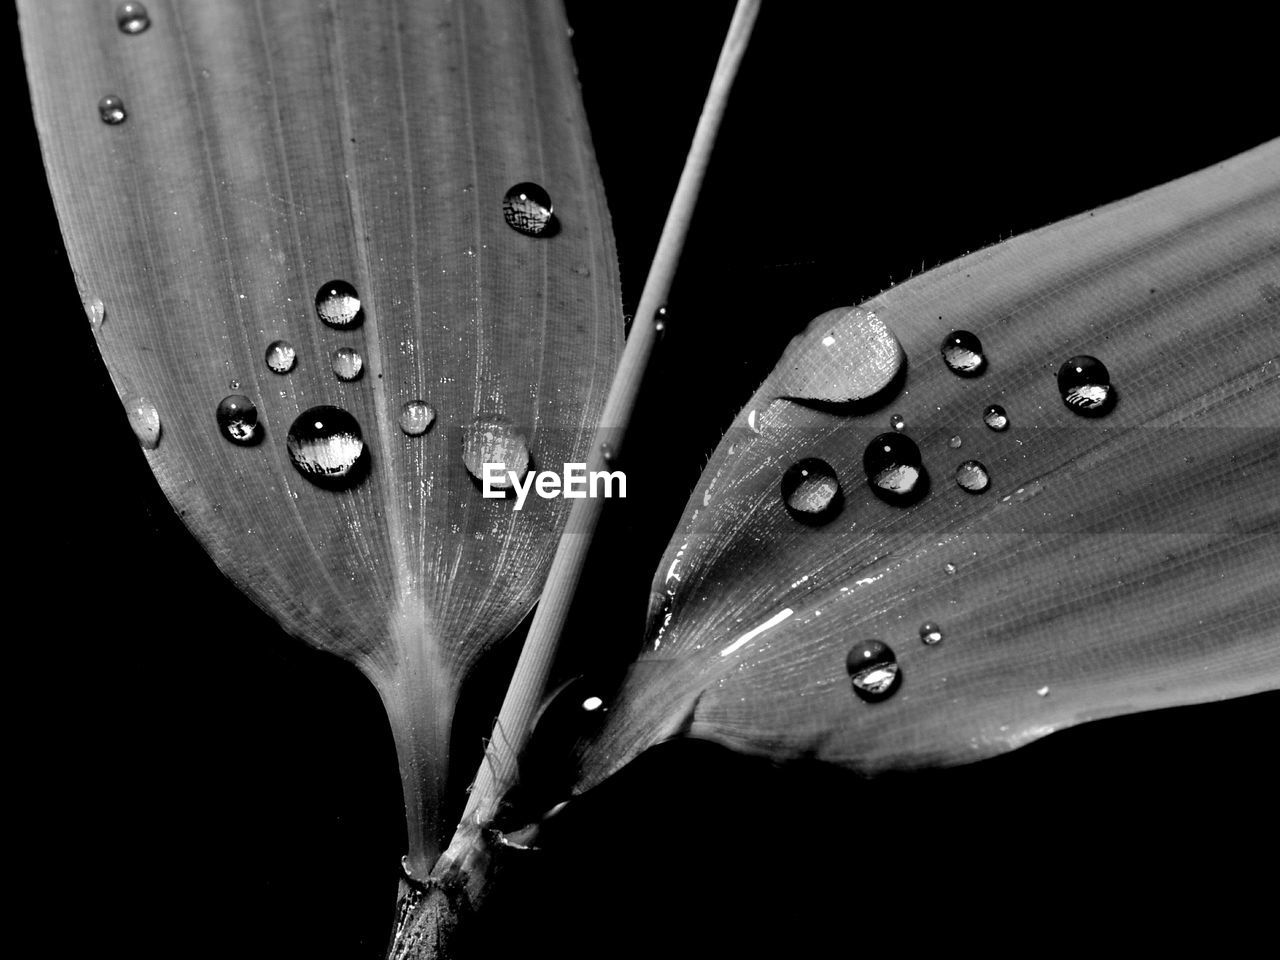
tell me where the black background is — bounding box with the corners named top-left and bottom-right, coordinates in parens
top-left (15, 3), bottom-right (1278, 956)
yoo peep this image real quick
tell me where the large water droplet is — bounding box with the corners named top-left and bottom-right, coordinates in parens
top-left (331, 347), bottom-right (364, 381)
top-left (502, 182), bottom-right (554, 236)
top-left (85, 297), bottom-right (105, 329)
top-left (955, 459), bottom-right (990, 493)
top-left (1057, 355), bottom-right (1115, 416)
top-left (399, 400), bottom-right (436, 436)
top-left (286, 405), bottom-right (367, 488)
top-left (919, 622), bottom-right (943, 645)
top-left (116, 2), bottom-right (151, 34)
top-left (462, 418), bottom-right (531, 489)
top-left (265, 340), bottom-right (296, 374)
top-left (983, 404), bottom-right (1009, 431)
top-left (781, 457), bottom-right (842, 524)
top-left (863, 432), bottom-right (925, 501)
top-left (846, 640), bottom-right (901, 701)
top-left (941, 330), bottom-right (986, 376)
top-left (216, 395), bottom-right (262, 446)
top-left (774, 307), bottom-right (904, 404)
top-left (125, 395), bottom-right (160, 449)
top-left (315, 280), bottom-right (363, 329)
top-left (98, 95), bottom-right (127, 125)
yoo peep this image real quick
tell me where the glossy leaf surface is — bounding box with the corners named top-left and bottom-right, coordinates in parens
top-left (20, 0), bottom-right (622, 862)
top-left (576, 141), bottom-right (1280, 790)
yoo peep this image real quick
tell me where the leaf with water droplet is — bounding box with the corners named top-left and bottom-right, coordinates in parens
top-left (19, 0), bottom-right (623, 906)
top-left (573, 141), bottom-right (1280, 794)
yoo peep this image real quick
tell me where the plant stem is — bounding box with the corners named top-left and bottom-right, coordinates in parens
top-left (439, 0), bottom-right (762, 862)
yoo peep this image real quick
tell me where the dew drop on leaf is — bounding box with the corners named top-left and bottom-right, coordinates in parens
top-left (919, 622), bottom-right (943, 645)
top-left (653, 305), bottom-right (668, 332)
top-left (215, 395), bottom-right (261, 446)
top-left (85, 297), bottom-right (105, 329)
top-left (948, 434), bottom-right (963, 449)
top-left (983, 403), bottom-right (1009, 431)
top-left (889, 413), bottom-right (905, 431)
top-left (315, 280), bottom-right (363, 329)
top-left (1057, 355), bottom-right (1115, 416)
top-left (264, 339), bottom-right (297, 374)
top-left (399, 400), bottom-right (436, 436)
top-left (502, 181), bottom-right (554, 236)
top-left (862, 432), bottom-right (925, 501)
top-left (462, 417), bottom-right (530, 489)
top-left (331, 347), bottom-right (364, 381)
top-left (98, 95), bottom-right (127, 125)
top-left (124, 394), bottom-right (160, 449)
top-left (286, 405), bottom-right (366, 488)
top-left (116, 2), bottom-right (150, 34)
top-left (780, 457), bottom-right (842, 524)
top-left (941, 330), bottom-right (986, 376)
top-left (954, 459), bottom-right (990, 493)
top-left (846, 639), bottom-right (901, 702)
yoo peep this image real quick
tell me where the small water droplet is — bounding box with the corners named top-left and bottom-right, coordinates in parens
top-left (781, 457), bottom-right (842, 524)
top-left (399, 400), bottom-right (436, 436)
top-left (462, 418), bottom-right (531, 489)
top-left (983, 404), bottom-right (1009, 431)
top-left (581, 696), bottom-right (604, 712)
top-left (863, 433), bottom-right (925, 501)
top-left (919, 622), bottom-right (943, 645)
top-left (315, 280), bottom-right (363, 328)
top-left (98, 95), bottom-right (127, 125)
top-left (116, 2), bottom-right (151, 34)
top-left (331, 347), bottom-right (364, 381)
top-left (1057, 355), bottom-right (1115, 416)
top-left (286, 405), bottom-right (367, 487)
top-left (889, 414), bottom-right (905, 432)
top-left (948, 434), bottom-right (963, 449)
top-left (846, 639), bottom-right (901, 701)
top-left (955, 459), bottom-right (990, 493)
top-left (264, 340), bottom-right (297, 374)
top-left (228, 379), bottom-right (240, 391)
top-left (653, 305), bottom-right (667, 332)
top-left (216, 394), bottom-right (262, 445)
top-left (502, 182), bottom-right (554, 236)
top-left (600, 442), bottom-right (616, 465)
top-left (125, 395), bottom-right (161, 449)
top-left (941, 330), bottom-right (986, 376)
top-left (85, 297), bottom-right (105, 329)
top-left (944, 562), bottom-right (957, 575)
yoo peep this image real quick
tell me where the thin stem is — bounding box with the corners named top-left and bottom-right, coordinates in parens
top-left (444, 0), bottom-right (763, 847)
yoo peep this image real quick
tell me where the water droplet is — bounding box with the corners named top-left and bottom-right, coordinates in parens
top-left (1057, 355), bottom-right (1115, 416)
top-left (889, 414), bottom-right (905, 432)
top-left (600, 442), bottom-right (616, 465)
top-left (774, 307), bottom-right (904, 404)
top-left (780, 458), bottom-right (842, 524)
top-left (502, 182), bottom-right (554, 236)
top-left (948, 434), bottom-right (963, 449)
top-left (331, 347), bottom-right (364, 381)
top-left (228, 379), bottom-right (240, 391)
top-left (116, 2), bottom-right (150, 34)
top-left (581, 696), bottom-right (604, 712)
top-left (399, 400), bottom-right (436, 436)
top-left (955, 459), bottom-right (990, 493)
top-left (846, 640), bottom-right (901, 701)
top-left (315, 280), bottom-right (363, 329)
top-left (264, 340), bottom-right (297, 374)
top-left (462, 418), bottom-right (530, 489)
top-left (983, 404), bottom-right (1009, 431)
top-left (215, 395), bottom-right (261, 445)
top-left (85, 297), bottom-right (105, 329)
top-left (125, 395), bottom-right (160, 449)
top-left (863, 433), bottom-right (925, 501)
top-left (941, 330), bottom-right (986, 376)
top-left (98, 95), bottom-right (127, 125)
top-left (654, 305), bottom-right (667, 332)
top-left (919, 622), bottom-right (943, 645)
top-left (1037, 686), bottom-right (1051, 697)
top-left (944, 562), bottom-right (957, 575)
top-left (286, 405), bottom-right (367, 488)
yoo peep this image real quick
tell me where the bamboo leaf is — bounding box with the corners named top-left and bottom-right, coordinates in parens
top-left (19, 0), bottom-right (622, 869)
top-left (574, 141), bottom-right (1280, 792)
